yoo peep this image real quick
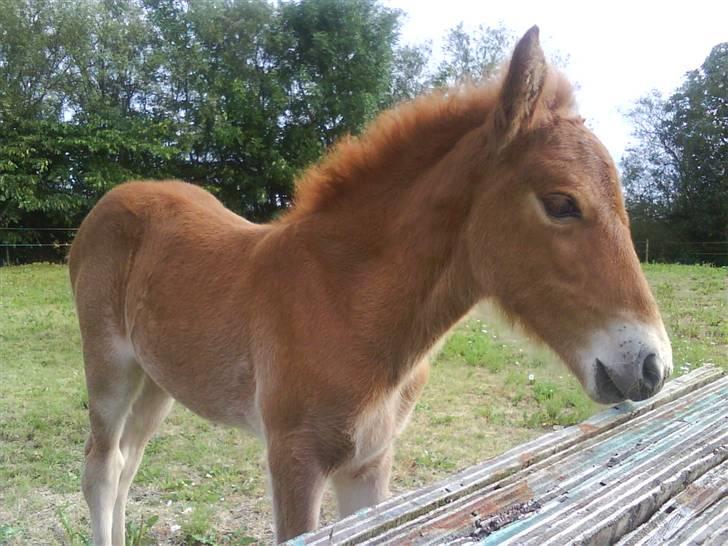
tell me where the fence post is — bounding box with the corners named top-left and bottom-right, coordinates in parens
top-left (645, 239), bottom-right (649, 264)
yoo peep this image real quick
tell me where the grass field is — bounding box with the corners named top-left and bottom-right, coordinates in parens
top-left (1, 263), bottom-right (725, 545)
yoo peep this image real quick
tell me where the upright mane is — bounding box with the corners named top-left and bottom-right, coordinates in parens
top-left (284, 68), bottom-right (577, 221)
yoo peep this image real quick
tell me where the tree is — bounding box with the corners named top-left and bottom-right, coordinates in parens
top-left (622, 43), bottom-right (728, 263)
top-left (0, 1), bottom-right (524, 265)
top-left (0, 0), bottom-right (178, 235)
top-left (431, 23), bottom-right (513, 87)
top-left (388, 43), bottom-right (432, 104)
top-left (0, 0), bottom-right (404, 228)
top-left (277, 0), bottom-right (401, 145)
top-left (0, 0), bottom-right (81, 121)
top-left (386, 23), bottom-right (516, 104)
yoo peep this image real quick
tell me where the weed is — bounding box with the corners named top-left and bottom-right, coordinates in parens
top-left (475, 406), bottom-right (505, 425)
top-left (222, 531), bottom-right (258, 545)
top-left (414, 450), bottom-right (456, 471)
top-left (0, 524), bottom-right (23, 545)
top-left (57, 507), bottom-right (91, 546)
top-left (126, 514), bottom-right (159, 546)
top-left (430, 414), bottom-right (455, 426)
top-left (182, 505), bottom-right (217, 545)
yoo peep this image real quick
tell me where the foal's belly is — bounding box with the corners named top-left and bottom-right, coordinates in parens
top-left (124, 254), bottom-right (263, 431)
top-left (128, 328), bottom-right (262, 433)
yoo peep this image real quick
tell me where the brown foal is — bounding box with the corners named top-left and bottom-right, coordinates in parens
top-left (69, 27), bottom-right (672, 545)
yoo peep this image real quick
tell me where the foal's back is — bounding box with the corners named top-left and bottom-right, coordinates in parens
top-left (69, 181), bottom-right (266, 427)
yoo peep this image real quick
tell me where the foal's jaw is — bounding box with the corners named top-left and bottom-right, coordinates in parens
top-left (577, 319), bottom-right (673, 404)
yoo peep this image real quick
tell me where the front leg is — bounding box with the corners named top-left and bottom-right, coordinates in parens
top-left (267, 438), bottom-right (327, 543)
top-left (331, 447), bottom-right (393, 518)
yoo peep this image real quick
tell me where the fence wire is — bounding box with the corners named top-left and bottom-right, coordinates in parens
top-left (1, 229), bottom-right (727, 266)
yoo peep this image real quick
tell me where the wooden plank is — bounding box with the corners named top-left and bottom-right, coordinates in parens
top-left (616, 461), bottom-right (727, 546)
top-left (374, 376), bottom-right (727, 544)
top-left (681, 495), bottom-right (728, 546)
top-left (290, 365), bottom-right (725, 545)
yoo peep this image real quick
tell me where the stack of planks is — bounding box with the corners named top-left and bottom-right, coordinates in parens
top-left (291, 365), bottom-right (727, 545)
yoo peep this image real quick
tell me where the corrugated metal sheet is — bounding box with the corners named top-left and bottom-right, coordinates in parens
top-left (291, 365), bottom-right (726, 545)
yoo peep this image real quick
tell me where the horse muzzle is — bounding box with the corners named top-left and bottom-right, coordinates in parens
top-left (581, 320), bottom-right (673, 404)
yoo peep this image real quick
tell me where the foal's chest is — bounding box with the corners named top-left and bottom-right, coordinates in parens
top-left (350, 362), bottom-right (428, 467)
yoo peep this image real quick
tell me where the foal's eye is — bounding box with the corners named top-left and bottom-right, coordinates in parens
top-left (541, 193), bottom-right (582, 220)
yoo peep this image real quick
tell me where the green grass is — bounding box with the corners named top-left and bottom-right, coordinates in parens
top-left (0, 263), bottom-right (725, 544)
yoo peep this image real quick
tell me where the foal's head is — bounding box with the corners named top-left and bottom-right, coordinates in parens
top-left (468, 27), bottom-right (671, 403)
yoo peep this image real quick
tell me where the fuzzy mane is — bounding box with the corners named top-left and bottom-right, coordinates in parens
top-left (284, 68), bottom-right (576, 221)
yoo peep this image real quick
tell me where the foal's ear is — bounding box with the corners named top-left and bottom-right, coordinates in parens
top-left (492, 25), bottom-right (547, 151)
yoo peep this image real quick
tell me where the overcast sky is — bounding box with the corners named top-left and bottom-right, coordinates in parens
top-left (383, 0), bottom-right (728, 162)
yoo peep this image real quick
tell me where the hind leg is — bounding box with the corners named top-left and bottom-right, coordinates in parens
top-left (111, 375), bottom-right (173, 545)
top-left (83, 347), bottom-right (145, 546)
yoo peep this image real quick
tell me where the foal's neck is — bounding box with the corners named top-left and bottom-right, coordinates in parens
top-left (376, 132), bottom-right (485, 373)
top-left (285, 117), bottom-right (490, 383)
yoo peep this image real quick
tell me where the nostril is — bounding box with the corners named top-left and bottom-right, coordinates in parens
top-left (642, 353), bottom-right (662, 391)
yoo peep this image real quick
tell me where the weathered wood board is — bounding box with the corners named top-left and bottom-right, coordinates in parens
top-left (289, 365), bottom-right (726, 545)
top-left (617, 460), bottom-right (727, 545)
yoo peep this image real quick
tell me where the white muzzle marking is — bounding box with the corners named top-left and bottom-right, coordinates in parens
top-left (579, 319), bottom-right (673, 403)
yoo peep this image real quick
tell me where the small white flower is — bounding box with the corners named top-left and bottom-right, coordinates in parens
top-left (528, 373), bottom-right (535, 383)
top-left (170, 524), bottom-right (181, 533)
